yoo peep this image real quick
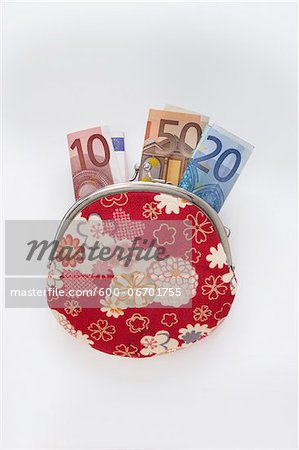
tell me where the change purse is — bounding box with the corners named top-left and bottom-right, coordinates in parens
top-left (47, 181), bottom-right (236, 358)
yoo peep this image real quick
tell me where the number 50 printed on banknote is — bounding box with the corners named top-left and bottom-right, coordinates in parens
top-left (179, 124), bottom-right (254, 212)
top-left (138, 109), bottom-right (209, 185)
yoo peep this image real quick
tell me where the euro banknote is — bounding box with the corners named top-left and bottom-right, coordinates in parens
top-left (179, 124), bottom-right (254, 212)
top-left (67, 126), bottom-right (122, 201)
top-left (164, 104), bottom-right (198, 114)
top-left (138, 108), bottom-right (209, 185)
top-left (110, 129), bottom-right (129, 182)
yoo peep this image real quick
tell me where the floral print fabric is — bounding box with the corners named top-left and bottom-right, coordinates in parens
top-left (47, 191), bottom-right (236, 358)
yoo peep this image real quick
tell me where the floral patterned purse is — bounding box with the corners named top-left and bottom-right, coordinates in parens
top-left (47, 181), bottom-right (236, 358)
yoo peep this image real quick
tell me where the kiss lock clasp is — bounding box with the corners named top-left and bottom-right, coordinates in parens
top-left (130, 162), bottom-right (173, 184)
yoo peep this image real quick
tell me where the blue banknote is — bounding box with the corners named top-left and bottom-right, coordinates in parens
top-left (179, 124), bottom-right (253, 212)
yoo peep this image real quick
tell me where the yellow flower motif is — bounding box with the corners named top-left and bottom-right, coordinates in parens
top-left (183, 211), bottom-right (214, 244)
top-left (113, 344), bottom-right (139, 357)
top-left (202, 275), bottom-right (227, 300)
top-left (88, 319), bottom-right (116, 341)
top-left (193, 305), bottom-right (212, 322)
top-left (112, 271), bottom-right (156, 307)
top-left (64, 299), bottom-right (82, 317)
top-left (142, 202), bottom-right (162, 220)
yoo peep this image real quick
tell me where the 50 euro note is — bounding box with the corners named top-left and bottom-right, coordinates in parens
top-left (138, 108), bottom-right (209, 185)
top-left (179, 124), bottom-right (254, 212)
top-left (67, 126), bottom-right (123, 201)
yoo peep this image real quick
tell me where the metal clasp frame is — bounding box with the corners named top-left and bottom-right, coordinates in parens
top-left (129, 162), bottom-right (173, 184)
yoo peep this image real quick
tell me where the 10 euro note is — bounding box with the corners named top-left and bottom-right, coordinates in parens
top-left (67, 126), bottom-right (122, 201)
top-left (179, 124), bottom-right (254, 212)
top-left (110, 129), bottom-right (129, 182)
top-left (138, 108), bottom-right (209, 185)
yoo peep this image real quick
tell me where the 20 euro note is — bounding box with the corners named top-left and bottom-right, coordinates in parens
top-left (138, 108), bottom-right (209, 185)
top-left (179, 124), bottom-right (254, 212)
top-left (67, 126), bottom-right (122, 201)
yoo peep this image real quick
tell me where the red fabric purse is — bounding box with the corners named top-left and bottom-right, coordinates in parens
top-left (47, 182), bottom-right (236, 358)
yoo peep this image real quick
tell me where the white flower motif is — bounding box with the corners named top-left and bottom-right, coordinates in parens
top-left (222, 268), bottom-right (237, 295)
top-left (47, 261), bottom-right (63, 290)
top-left (100, 296), bottom-right (125, 318)
top-left (178, 323), bottom-right (212, 345)
top-left (111, 271), bottom-right (156, 307)
top-left (111, 239), bottom-right (155, 275)
top-left (75, 330), bottom-right (94, 345)
top-left (140, 331), bottom-right (179, 356)
top-left (77, 213), bottom-right (115, 249)
top-left (88, 237), bottom-right (154, 277)
top-left (206, 243), bottom-right (227, 269)
top-left (153, 223), bottom-right (176, 246)
top-left (154, 193), bottom-right (190, 214)
top-left (148, 257), bottom-right (198, 306)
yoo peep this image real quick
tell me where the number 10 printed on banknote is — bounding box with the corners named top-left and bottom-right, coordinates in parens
top-left (67, 126), bottom-right (123, 201)
top-left (179, 124), bottom-right (254, 212)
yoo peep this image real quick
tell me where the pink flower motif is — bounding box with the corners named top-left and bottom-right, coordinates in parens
top-left (92, 260), bottom-right (114, 279)
top-left (104, 209), bottom-right (145, 241)
top-left (140, 331), bottom-right (179, 356)
top-left (90, 223), bottom-right (103, 240)
top-left (153, 223), bottom-right (176, 246)
top-left (142, 336), bottom-right (158, 350)
top-left (55, 234), bottom-right (85, 268)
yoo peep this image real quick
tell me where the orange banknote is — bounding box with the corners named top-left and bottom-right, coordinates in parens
top-left (138, 108), bottom-right (209, 185)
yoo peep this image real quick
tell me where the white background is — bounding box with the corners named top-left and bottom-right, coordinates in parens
top-left (2, 2), bottom-right (298, 449)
